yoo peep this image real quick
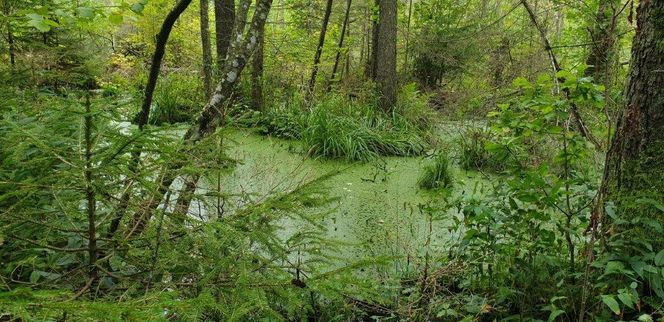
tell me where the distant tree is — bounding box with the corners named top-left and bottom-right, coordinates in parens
top-left (251, 18), bottom-right (265, 110)
top-left (308, 0), bottom-right (334, 95)
top-left (375, 0), bottom-right (397, 112)
top-left (200, 0), bottom-right (214, 98)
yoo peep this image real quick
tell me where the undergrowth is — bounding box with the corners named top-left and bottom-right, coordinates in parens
top-left (418, 152), bottom-right (453, 189)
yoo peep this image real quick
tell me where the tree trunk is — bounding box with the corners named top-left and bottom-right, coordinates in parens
top-left (375, 0), bottom-right (397, 113)
top-left (200, 0), bottom-right (214, 99)
top-left (4, 1), bottom-right (15, 66)
top-left (584, 0), bottom-right (617, 85)
top-left (603, 0), bottom-right (664, 221)
top-left (214, 0), bottom-right (235, 73)
top-left (365, 0), bottom-right (379, 80)
top-left (109, 0), bottom-right (193, 239)
top-left (308, 0), bottom-right (334, 94)
top-left (128, 0), bottom-right (274, 237)
top-left (328, 0), bottom-right (352, 89)
top-left (251, 19), bottom-right (265, 110)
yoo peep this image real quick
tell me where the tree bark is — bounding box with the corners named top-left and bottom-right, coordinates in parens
top-left (200, 0), bottom-right (214, 99)
top-left (4, 1), bottom-right (15, 66)
top-left (251, 19), bottom-right (265, 110)
top-left (84, 95), bottom-right (98, 291)
top-left (365, 0), bottom-right (379, 79)
top-left (308, 0), bottom-right (334, 94)
top-left (603, 0), bottom-right (664, 211)
top-left (375, 0), bottom-right (397, 113)
top-left (328, 0), bottom-right (352, 89)
top-left (214, 0), bottom-right (235, 73)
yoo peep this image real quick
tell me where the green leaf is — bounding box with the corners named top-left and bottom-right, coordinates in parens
top-left (601, 295), bottom-right (621, 315)
top-left (109, 13), bottom-right (123, 24)
top-left (130, 3), bottom-right (145, 13)
top-left (27, 19), bottom-right (51, 32)
top-left (655, 249), bottom-right (664, 266)
top-left (617, 292), bottom-right (634, 310)
top-left (76, 7), bottom-right (95, 19)
top-left (638, 314), bottom-right (654, 322)
top-left (29, 270), bottom-right (41, 283)
top-left (547, 309), bottom-right (564, 322)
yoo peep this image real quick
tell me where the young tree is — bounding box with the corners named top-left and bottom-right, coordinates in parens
top-left (328, 0), bottom-right (352, 89)
top-left (200, 0), bottom-right (214, 98)
top-left (308, 0), bottom-right (334, 95)
top-left (251, 18), bottom-right (265, 110)
top-left (375, 0), bottom-right (397, 112)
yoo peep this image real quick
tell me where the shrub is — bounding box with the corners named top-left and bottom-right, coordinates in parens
top-left (418, 152), bottom-right (453, 189)
top-left (458, 128), bottom-right (503, 171)
top-left (301, 97), bottom-right (428, 161)
top-left (150, 73), bottom-right (203, 125)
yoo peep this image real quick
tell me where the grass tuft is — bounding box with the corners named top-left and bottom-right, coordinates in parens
top-left (418, 152), bottom-right (453, 190)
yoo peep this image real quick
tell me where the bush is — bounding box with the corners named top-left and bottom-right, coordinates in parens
top-left (418, 152), bottom-right (453, 189)
top-left (301, 96), bottom-right (428, 161)
top-left (458, 128), bottom-right (503, 171)
top-left (150, 73), bottom-right (203, 125)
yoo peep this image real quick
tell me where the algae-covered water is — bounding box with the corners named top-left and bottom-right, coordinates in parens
top-left (189, 127), bottom-right (486, 273)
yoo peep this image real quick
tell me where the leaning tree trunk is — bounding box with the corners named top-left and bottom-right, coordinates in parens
top-left (251, 19), bottom-right (265, 110)
top-left (602, 0), bottom-right (664, 225)
top-left (328, 0), bottom-right (352, 89)
top-left (128, 0), bottom-right (274, 237)
top-left (108, 0), bottom-right (193, 239)
top-left (307, 0), bottom-right (334, 95)
top-left (200, 0), bottom-right (214, 99)
top-left (521, 0), bottom-right (601, 149)
top-left (375, 0), bottom-right (397, 113)
top-left (214, 0), bottom-right (235, 73)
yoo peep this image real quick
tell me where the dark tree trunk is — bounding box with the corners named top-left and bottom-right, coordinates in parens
top-left (251, 19), bottom-right (265, 110)
top-left (584, 0), bottom-right (618, 84)
top-left (200, 0), bottom-right (214, 99)
top-left (109, 0), bottom-right (192, 239)
top-left (136, 0), bottom-right (193, 128)
top-left (375, 0), bottom-right (397, 113)
top-left (328, 0), bottom-right (352, 89)
top-left (128, 0), bottom-right (274, 237)
top-left (603, 0), bottom-right (664, 215)
top-left (4, 1), bottom-right (15, 66)
top-left (365, 0), bottom-right (379, 80)
top-left (308, 0), bottom-right (334, 94)
top-left (214, 0), bottom-right (235, 73)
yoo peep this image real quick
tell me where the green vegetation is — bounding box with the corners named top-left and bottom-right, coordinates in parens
top-left (418, 152), bottom-right (453, 189)
top-left (1, 0), bottom-right (663, 320)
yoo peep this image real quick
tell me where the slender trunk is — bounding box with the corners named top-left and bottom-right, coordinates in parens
top-left (109, 0), bottom-right (192, 238)
top-left (365, 0), bottom-right (379, 80)
top-left (328, 0), bottom-right (352, 89)
top-left (521, 0), bottom-right (601, 149)
top-left (4, 2), bottom-right (15, 66)
top-left (584, 0), bottom-right (617, 85)
top-left (308, 0), bottom-right (334, 95)
top-left (200, 0), bottom-right (214, 99)
top-left (375, 0), bottom-right (397, 112)
top-left (84, 95), bottom-right (98, 292)
top-left (251, 19), bottom-right (265, 110)
top-left (404, 0), bottom-right (412, 69)
top-left (128, 0), bottom-right (274, 237)
top-left (214, 0), bottom-right (235, 72)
